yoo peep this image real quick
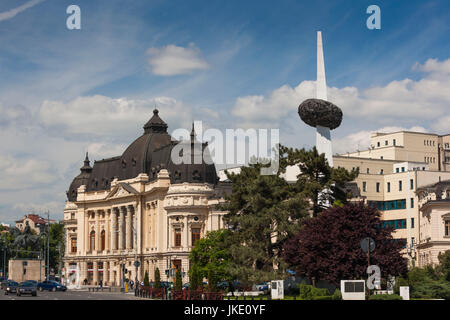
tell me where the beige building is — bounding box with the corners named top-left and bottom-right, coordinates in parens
top-left (8, 259), bottom-right (45, 283)
top-left (344, 131), bottom-right (450, 172)
top-left (62, 110), bottom-right (229, 287)
top-left (335, 131), bottom-right (450, 266)
top-left (416, 180), bottom-right (450, 267)
top-left (15, 214), bottom-right (56, 235)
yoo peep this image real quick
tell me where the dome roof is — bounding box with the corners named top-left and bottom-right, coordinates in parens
top-left (67, 110), bottom-right (218, 200)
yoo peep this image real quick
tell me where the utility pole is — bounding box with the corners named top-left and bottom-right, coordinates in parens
top-left (58, 242), bottom-right (62, 283)
top-left (46, 210), bottom-right (50, 281)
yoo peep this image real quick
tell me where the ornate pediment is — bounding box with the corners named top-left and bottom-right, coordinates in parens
top-left (106, 182), bottom-right (138, 199)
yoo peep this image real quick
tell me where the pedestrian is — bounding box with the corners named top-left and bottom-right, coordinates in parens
top-left (99, 279), bottom-right (103, 288)
top-left (84, 278), bottom-right (87, 286)
top-left (130, 280), bottom-right (134, 290)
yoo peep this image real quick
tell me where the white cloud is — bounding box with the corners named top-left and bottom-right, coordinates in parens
top-left (232, 58), bottom-right (450, 130)
top-left (39, 95), bottom-right (193, 139)
top-left (0, 155), bottom-right (56, 191)
top-left (0, 0), bottom-right (45, 22)
top-left (147, 43), bottom-right (209, 76)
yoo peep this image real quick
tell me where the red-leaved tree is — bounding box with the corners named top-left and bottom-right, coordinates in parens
top-left (282, 202), bottom-right (408, 286)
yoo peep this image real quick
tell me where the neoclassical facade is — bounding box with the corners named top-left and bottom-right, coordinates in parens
top-left (62, 110), bottom-right (229, 287)
top-left (416, 180), bottom-right (450, 267)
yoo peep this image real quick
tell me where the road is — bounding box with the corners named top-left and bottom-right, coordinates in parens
top-left (0, 290), bottom-right (143, 300)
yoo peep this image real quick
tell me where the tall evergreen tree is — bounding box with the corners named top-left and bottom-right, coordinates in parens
top-left (154, 267), bottom-right (161, 288)
top-left (144, 271), bottom-right (150, 286)
top-left (175, 269), bottom-right (182, 291)
top-left (280, 145), bottom-right (359, 216)
top-left (221, 153), bottom-right (308, 285)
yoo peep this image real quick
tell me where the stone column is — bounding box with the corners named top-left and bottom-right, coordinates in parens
top-left (80, 261), bottom-right (88, 285)
top-left (126, 207), bottom-right (132, 250)
top-left (119, 207), bottom-right (125, 250)
top-left (95, 211), bottom-right (100, 253)
top-left (93, 261), bottom-right (99, 285)
top-left (103, 261), bottom-right (109, 285)
top-left (111, 208), bottom-right (117, 250)
top-left (109, 262), bottom-right (115, 286)
top-left (105, 210), bottom-right (110, 252)
top-left (85, 212), bottom-right (89, 253)
top-left (184, 216), bottom-right (188, 249)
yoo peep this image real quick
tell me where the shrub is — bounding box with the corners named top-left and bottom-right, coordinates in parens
top-left (394, 277), bottom-right (409, 295)
top-left (312, 295), bottom-right (333, 300)
top-left (298, 281), bottom-right (313, 300)
top-left (144, 271), bottom-right (150, 286)
top-left (298, 281), bottom-right (330, 300)
top-left (332, 289), bottom-right (342, 300)
top-left (369, 294), bottom-right (402, 300)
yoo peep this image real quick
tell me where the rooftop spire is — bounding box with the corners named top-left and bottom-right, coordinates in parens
top-left (143, 109), bottom-right (168, 134)
top-left (80, 152), bottom-right (92, 172)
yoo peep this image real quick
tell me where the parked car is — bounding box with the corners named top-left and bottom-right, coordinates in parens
top-left (4, 280), bottom-right (18, 295)
top-left (17, 282), bottom-right (37, 296)
top-left (37, 280), bottom-right (67, 292)
top-left (255, 282), bottom-right (269, 292)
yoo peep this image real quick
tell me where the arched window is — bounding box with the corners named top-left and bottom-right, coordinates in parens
top-left (100, 230), bottom-right (105, 251)
top-left (90, 230), bottom-right (96, 251)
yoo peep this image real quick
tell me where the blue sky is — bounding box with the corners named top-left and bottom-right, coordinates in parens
top-left (0, 0), bottom-right (449, 223)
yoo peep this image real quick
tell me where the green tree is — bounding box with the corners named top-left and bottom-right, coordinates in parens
top-left (189, 230), bottom-right (233, 284)
top-left (175, 269), bottom-right (182, 291)
top-left (280, 145), bottom-right (359, 217)
top-left (48, 223), bottom-right (64, 274)
top-left (221, 154), bottom-right (308, 285)
top-left (144, 271), bottom-right (150, 286)
top-left (207, 269), bottom-right (218, 292)
top-left (154, 267), bottom-right (161, 288)
top-left (189, 265), bottom-right (201, 291)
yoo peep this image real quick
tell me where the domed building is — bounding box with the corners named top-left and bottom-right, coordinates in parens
top-left (62, 110), bottom-right (229, 288)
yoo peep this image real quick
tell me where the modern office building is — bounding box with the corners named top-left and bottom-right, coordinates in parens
top-left (335, 131), bottom-right (450, 266)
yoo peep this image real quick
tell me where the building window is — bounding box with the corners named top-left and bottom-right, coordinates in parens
top-left (387, 182), bottom-right (391, 193)
top-left (191, 228), bottom-right (201, 246)
top-left (380, 156), bottom-right (384, 160)
top-left (366, 168), bottom-right (370, 174)
top-left (100, 230), bottom-right (105, 251)
top-left (396, 168), bottom-right (399, 173)
top-left (385, 140), bottom-right (388, 146)
top-left (174, 228), bottom-right (182, 247)
top-left (410, 198), bottom-right (414, 208)
top-left (377, 142), bottom-right (380, 147)
top-left (410, 179), bottom-right (414, 190)
top-left (71, 213), bottom-right (75, 219)
top-left (393, 139), bottom-right (396, 146)
top-left (401, 167), bottom-right (405, 172)
top-left (445, 220), bottom-right (450, 237)
top-left (376, 182), bottom-right (380, 193)
top-left (399, 181), bottom-right (402, 191)
top-left (362, 182), bottom-right (367, 192)
top-left (71, 238), bottom-right (77, 253)
top-left (380, 169), bottom-right (384, 174)
top-left (411, 218), bottom-right (414, 229)
top-left (90, 231), bottom-right (95, 251)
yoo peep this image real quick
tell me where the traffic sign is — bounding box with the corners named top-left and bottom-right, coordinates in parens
top-left (361, 237), bottom-right (375, 253)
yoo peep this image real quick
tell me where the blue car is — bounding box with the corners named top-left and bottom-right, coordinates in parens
top-left (37, 280), bottom-right (67, 292)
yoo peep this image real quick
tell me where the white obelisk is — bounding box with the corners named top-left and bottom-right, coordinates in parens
top-left (315, 31), bottom-right (334, 167)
